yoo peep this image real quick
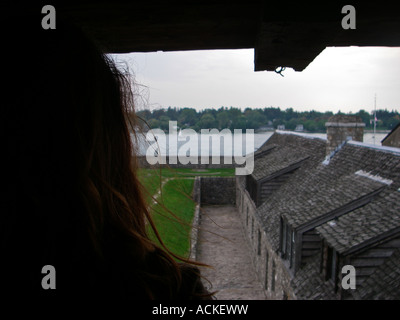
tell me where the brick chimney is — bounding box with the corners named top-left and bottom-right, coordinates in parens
top-left (325, 115), bottom-right (365, 157)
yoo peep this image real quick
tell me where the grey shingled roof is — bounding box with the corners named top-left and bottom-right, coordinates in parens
top-left (316, 189), bottom-right (400, 254)
top-left (291, 252), bottom-right (338, 300)
top-left (256, 132), bottom-right (400, 253)
top-left (314, 141), bottom-right (400, 254)
top-left (252, 131), bottom-right (400, 299)
top-left (255, 132), bottom-right (327, 251)
top-left (282, 172), bottom-right (386, 230)
top-left (251, 145), bottom-right (309, 181)
top-left (352, 248), bottom-right (400, 300)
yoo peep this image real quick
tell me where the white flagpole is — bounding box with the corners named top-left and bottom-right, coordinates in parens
top-left (373, 94), bottom-right (377, 145)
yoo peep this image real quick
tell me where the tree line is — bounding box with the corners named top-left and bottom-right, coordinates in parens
top-left (131, 106), bottom-right (400, 133)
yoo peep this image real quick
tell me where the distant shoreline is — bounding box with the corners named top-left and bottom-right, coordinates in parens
top-left (364, 129), bottom-right (391, 133)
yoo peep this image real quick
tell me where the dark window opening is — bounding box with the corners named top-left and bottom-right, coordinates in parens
top-left (271, 260), bottom-right (276, 292)
top-left (281, 218), bottom-right (287, 257)
top-left (326, 246), bottom-right (337, 283)
top-left (280, 218), bottom-right (295, 268)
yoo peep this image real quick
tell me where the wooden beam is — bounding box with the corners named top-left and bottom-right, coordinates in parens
top-left (254, 21), bottom-right (338, 71)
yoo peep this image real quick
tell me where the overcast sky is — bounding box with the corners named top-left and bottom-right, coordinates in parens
top-left (113, 46), bottom-right (400, 114)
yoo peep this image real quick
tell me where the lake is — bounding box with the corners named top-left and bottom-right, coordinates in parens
top-left (136, 131), bottom-right (389, 156)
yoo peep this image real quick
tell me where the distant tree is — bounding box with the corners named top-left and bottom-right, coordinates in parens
top-left (284, 108), bottom-right (296, 121)
top-left (304, 120), bottom-right (317, 132)
top-left (355, 109), bottom-right (371, 128)
top-left (158, 115), bottom-right (170, 131)
top-left (135, 106), bottom-right (399, 133)
top-left (216, 111), bottom-right (231, 130)
top-left (262, 107), bottom-right (282, 121)
top-left (152, 108), bottom-right (166, 119)
top-left (136, 109), bottom-right (152, 121)
top-left (245, 109), bottom-right (266, 129)
top-left (147, 118), bottom-right (161, 130)
top-left (178, 108), bottom-right (198, 127)
top-left (315, 119), bottom-right (326, 132)
top-left (232, 115), bottom-right (247, 130)
top-left (166, 106), bottom-right (178, 120)
top-left (286, 118), bottom-right (297, 131)
top-left (198, 113), bottom-right (217, 129)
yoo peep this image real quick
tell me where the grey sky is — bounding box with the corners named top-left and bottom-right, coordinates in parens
top-left (113, 46), bottom-right (400, 114)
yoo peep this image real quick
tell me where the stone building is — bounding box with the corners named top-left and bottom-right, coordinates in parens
top-left (236, 116), bottom-right (400, 299)
top-left (325, 114), bottom-right (365, 157)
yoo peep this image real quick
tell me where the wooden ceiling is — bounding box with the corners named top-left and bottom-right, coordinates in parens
top-left (17, 1), bottom-right (400, 71)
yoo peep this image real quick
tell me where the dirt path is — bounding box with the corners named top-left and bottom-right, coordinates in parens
top-left (196, 205), bottom-right (266, 300)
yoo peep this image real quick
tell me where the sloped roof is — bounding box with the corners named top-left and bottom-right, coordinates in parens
top-left (253, 131), bottom-right (400, 299)
top-left (255, 132), bottom-right (400, 253)
top-left (290, 251), bottom-right (338, 300)
top-left (283, 172), bottom-right (386, 230)
top-left (251, 145), bottom-right (309, 181)
top-left (353, 248), bottom-right (400, 300)
top-left (315, 142), bottom-right (400, 254)
top-left (255, 132), bottom-right (327, 250)
top-left (381, 121), bottom-right (400, 144)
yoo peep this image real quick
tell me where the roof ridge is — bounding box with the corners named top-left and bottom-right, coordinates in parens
top-left (275, 130), bottom-right (327, 141)
top-left (348, 140), bottom-right (400, 156)
top-left (355, 170), bottom-right (394, 186)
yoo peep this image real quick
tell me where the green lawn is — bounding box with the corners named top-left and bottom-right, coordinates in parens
top-left (138, 167), bottom-right (235, 259)
top-left (159, 167), bottom-right (235, 178)
top-left (147, 178), bottom-right (195, 259)
top-left (137, 168), bottom-right (164, 203)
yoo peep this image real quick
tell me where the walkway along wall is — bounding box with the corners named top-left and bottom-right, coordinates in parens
top-left (191, 177), bottom-right (236, 260)
top-left (185, 161), bottom-right (312, 299)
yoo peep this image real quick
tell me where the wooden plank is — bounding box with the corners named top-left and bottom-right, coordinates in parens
top-left (302, 241), bottom-right (321, 249)
top-left (356, 248), bottom-right (393, 258)
top-left (351, 258), bottom-right (386, 267)
top-left (379, 238), bottom-right (400, 248)
top-left (303, 234), bottom-right (321, 242)
top-left (355, 267), bottom-right (376, 276)
top-left (304, 230), bottom-right (319, 236)
top-left (302, 250), bottom-right (319, 257)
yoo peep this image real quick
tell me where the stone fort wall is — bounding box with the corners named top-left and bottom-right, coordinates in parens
top-left (236, 176), bottom-right (295, 300)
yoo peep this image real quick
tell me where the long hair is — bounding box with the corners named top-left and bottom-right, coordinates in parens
top-left (2, 13), bottom-right (208, 300)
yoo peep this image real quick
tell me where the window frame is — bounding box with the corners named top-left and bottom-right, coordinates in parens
top-left (326, 245), bottom-right (338, 285)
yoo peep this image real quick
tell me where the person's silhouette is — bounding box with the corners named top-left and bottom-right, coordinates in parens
top-left (2, 11), bottom-right (210, 301)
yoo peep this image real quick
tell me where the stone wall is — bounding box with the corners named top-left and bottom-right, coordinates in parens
top-left (325, 115), bottom-right (365, 156)
top-left (190, 177), bottom-right (201, 261)
top-left (236, 176), bottom-right (296, 300)
top-left (200, 177), bottom-right (236, 205)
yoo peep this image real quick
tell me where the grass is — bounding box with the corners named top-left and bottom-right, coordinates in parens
top-left (146, 178), bottom-right (195, 259)
top-left (138, 167), bottom-right (234, 185)
top-left (137, 167), bottom-right (234, 203)
top-left (160, 167), bottom-right (235, 178)
top-left (137, 167), bottom-right (234, 259)
top-left (137, 168), bottom-right (164, 203)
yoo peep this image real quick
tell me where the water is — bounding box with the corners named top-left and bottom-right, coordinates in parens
top-left (135, 131), bottom-right (389, 156)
